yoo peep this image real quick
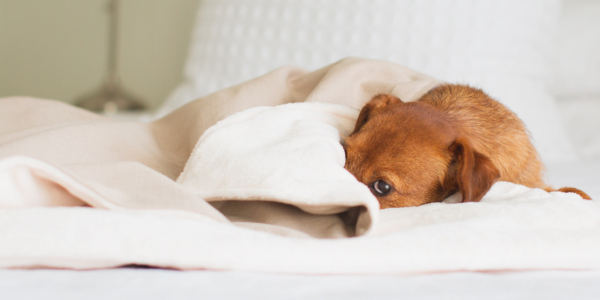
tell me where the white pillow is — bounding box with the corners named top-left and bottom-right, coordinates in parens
top-left (557, 97), bottom-right (600, 160)
top-left (160, 0), bottom-right (576, 163)
top-left (553, 0), bottom-right (600, 97)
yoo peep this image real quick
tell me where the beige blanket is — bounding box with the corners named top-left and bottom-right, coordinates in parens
top-left (1, 58), bottom-right (598, 274)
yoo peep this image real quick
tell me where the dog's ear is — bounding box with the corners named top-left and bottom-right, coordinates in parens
top-left (352, 94), bottom-right (403, 135)
top-left (448, 136), bottom-right (500, 203)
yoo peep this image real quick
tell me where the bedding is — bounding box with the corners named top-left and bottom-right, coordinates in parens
top-left (0, 58), bottom-right (598, 275)
top-left (4, 268), bottom-right (600, 300)
top-left (2, 162), bottom-right (599, 299)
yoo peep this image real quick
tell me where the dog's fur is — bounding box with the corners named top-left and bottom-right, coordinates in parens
top-left (344, 84), bottom-right (591, 209)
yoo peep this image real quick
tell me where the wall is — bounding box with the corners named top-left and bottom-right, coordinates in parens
top-left (0, 0), bottom-right (198, 110)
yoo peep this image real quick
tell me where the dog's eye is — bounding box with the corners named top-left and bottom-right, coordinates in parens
top-left (371, 180), bottom-right (392, 196)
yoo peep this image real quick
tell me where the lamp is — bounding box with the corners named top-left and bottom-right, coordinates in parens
top-left (75, 0), bottom-right (145, 114)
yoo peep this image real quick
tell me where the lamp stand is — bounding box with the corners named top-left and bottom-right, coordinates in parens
top-left (75, 0), bottom-right (145, 114)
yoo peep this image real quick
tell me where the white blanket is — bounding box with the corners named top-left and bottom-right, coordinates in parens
top-left (0, 58), bottom-right (597, 274)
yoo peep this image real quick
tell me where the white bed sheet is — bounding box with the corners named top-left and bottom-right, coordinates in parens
top-left (1, 161), bottom-right (599, 299)
top-left (2, 268), bottom-right (600, 300)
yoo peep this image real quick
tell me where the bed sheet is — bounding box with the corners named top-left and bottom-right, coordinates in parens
top-left (2, 268), bottom-right (600, 300)
top-left (1, 161), bottom-right (599, 299)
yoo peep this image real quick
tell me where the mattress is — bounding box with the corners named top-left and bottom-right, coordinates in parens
top-left (2, 161), bottom-right (598, 299)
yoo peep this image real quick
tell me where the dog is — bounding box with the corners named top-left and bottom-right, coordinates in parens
top-left (344, 84), bottom-right (591, 209)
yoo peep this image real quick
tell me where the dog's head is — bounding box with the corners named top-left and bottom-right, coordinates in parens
top-left (344, 93), bottom-right (499, 208)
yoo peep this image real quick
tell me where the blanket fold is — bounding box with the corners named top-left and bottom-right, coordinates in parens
top-left (176, 102), bottom-right (379, 237)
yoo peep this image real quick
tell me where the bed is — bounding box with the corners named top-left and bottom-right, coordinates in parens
top-left (1, 0), bottom-right (600, 299)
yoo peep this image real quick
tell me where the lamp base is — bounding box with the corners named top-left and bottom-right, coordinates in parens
top-left (75, 84), bottom-right (146, 114)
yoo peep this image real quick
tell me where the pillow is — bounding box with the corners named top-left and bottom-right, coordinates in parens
top-left (552, 0), bottom-right (600, 97)
top-left (160, 0), bottom-right (576, 163)
top-left (557, 97), bottom-right (600, 160)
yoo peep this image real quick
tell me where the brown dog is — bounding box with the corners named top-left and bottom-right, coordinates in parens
top-left (344, 84), bottom-right (591, 209)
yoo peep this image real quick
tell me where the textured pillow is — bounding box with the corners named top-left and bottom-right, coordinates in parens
top-left (160, 0), bottom-right (576, 162)
top-left (551, 0), bottom-right (600, 160)
top-left (553, 0), bottom-right (600, 98)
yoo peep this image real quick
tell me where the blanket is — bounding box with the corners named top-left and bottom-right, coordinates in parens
top-left (0, 58), bottom-right (598, 274)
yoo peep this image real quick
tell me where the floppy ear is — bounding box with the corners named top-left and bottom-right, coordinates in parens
top-left (448, 136), bottom-right (500, 203)
top-left (352, 94), bottom-right (403, 135)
